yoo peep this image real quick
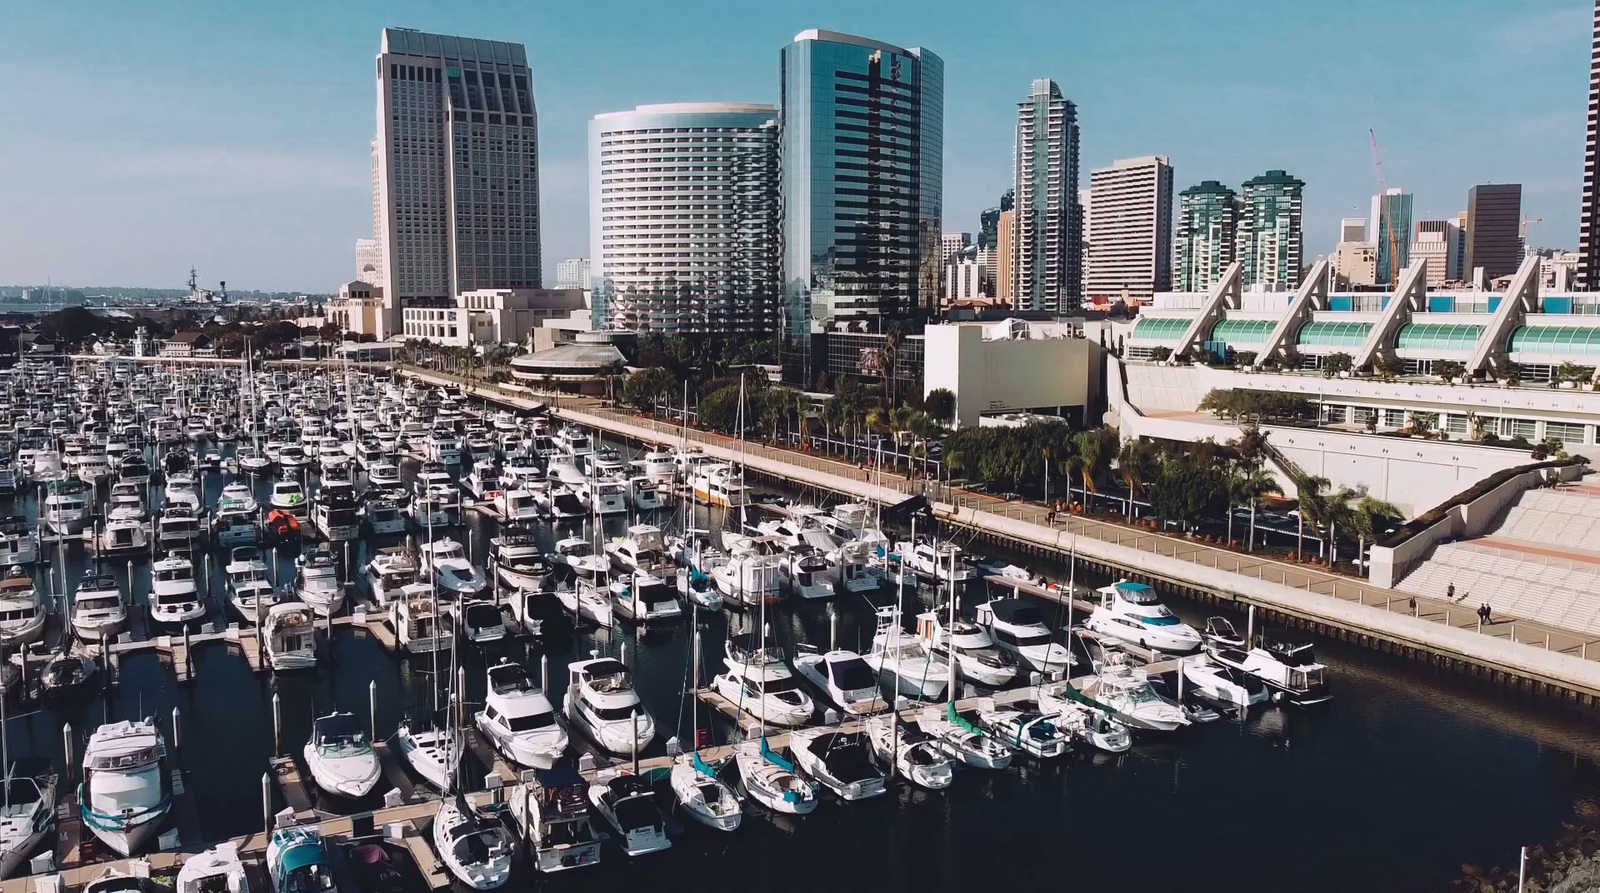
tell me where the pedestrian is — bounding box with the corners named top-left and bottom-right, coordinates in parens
top-left (1447, 582), bottom-right (1455, 601)
top-left (1047, 508), bottom-right (1057, 525)
top-left (1483, 603), bottom-right (1493, 623)
top-left (1408, 595), bottom-right (1416, 614)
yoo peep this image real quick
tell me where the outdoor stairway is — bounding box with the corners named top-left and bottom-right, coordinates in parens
top-left (1494, 489), bottom-right (1600, 554)
top-left (1397, 539), bottom-right (1600, 639)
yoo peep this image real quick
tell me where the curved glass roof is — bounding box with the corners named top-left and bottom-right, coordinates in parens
top-left (1130, 316), bottom-right (1192, 342)
top-left (1297, 320), bottom-right (1372, 348)
top-left (1395, 322), bottom-right (1484, 352)
top-left (1509, 325), bottom-right (1600, 356)
top-left (1210, 319), bottom-right (1274, 346)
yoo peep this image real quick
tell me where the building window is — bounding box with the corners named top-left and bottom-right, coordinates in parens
top-left (1321, 404), bottom-right (1348, 425)
top-left (1500, 418), bottom-right (1536, 440)
top-left (1382, 409), bottom-right (1406, 428)
top-left (1546, 421), bottom-right (1587, 444)
top-left (1351, 407), bottom-right (1376, 426)
top-left (1445, 414), bottom-right (1469, 436)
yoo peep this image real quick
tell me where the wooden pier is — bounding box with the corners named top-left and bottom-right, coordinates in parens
top-left (268, 755), bottom-right (318, 824)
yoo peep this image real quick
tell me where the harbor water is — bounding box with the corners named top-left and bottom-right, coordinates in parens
top-left (8, 439), bottom-right (1598, 892)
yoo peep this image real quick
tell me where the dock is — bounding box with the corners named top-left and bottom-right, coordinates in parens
top-left (268, 755), bottom-right (318, 824)
top-left (459, 728), bottom-right (518, 786)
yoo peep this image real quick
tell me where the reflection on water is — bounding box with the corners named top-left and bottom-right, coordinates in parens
top-left (2, 438), bottom-right (1595, 892)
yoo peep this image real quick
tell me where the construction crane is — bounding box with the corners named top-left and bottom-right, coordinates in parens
top-left (1369, 129), bottom-right (1402, 286)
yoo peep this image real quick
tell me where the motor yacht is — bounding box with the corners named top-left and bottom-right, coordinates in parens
top-left (1181, 653), bottom-right (1270, 711)
top-left (81, 719), bottom-right (170, 856)
top-left (564, 657), bottom-right (655, 755)
top-left (865, 607), bottom-right (949, 701)
top-left (0, 521), bottom-right (35, 567)
top-left (638, 449), bottom-right (676, 486)
top-left (556, 553), bottom-right (614, 629)
top-left (580, 477), bottom-right (628, 516)
top-left (668, 751), bottom-right (741, 832)
top-left (311, 484), bottom-right (360, 543)
top-left (156, 506), bottom-right (203, 556)
top-left (711, 541), bottom-right (783, 609)
top-left (388, 584), bottom-right (453, 654)
top-left (303, 712), bottom-right (380, 798)
top-left (919, 702), bottom-right (1014, 770)
top-left (691, 464), bottom-right (748, 508)
top-left (1206, 631), bottom-right (1331, 706)
top-left (604, 524), bottom-right (672, 575)
top-left (494, 488), bottom-right (542, 525)
top-left (543, 485), bottom-right (586, 522)
top-left (264, 604), bottom-right (318, 671)
top-left (214, 482), bottom-right (259, 522)
top-left (1077, 659), bottom-right (1189, 731)
top-left (236, 446), bottom-right (272, 476)
top-left (363, 548), bottom-right (416, 606)
top-left (488, 527), bottom-right (552, 592)
top-left (630, 476), bottom-right (666, 512)
top-left (295, 548), bottom-right (344, 615)
top-left (973, 598), bottom-right (1075, 678)
top-left (224, 547), bottom-right (276, 619)
top-left (433, 795), bottom-right (513, 889)
top-left (788, 727), bottom-right (888, 800)
top-left (0, 772), bottom-right (55, 878)
top-left (42, 479), bottom-right (91, 537)
top-left (161, 473), bottom-right (201, 514)
top-left (269, 480), bottom-right (308, 518)
top-left (792, 647), bottom-right (883, 716)
top-left (72, 571), bottom-right (127, 642)
top-left (475, 659), bottom-right (567, 769)
top-left (266, 827), bottom-right (335, 893)
top-left (863, 715), bottom-right (955, 790)
top-left (0, 464), bottom-right (19, 497)
top-left (117, 457), bottom-right (151, 487)
top-left (462, 460), bottom-right (500, 501)
top-left (507, 773), bottom-right (603, 873)
top-left (0, 569), bottom-right (44, 647)
top-left (915, 611), bottom-right (1018, 687)
top-left (710, 635), bottom-right (814, 727)
top-left (418, 538), bottom-right (488, 599)
top-left (976, 707), bottom-right (1069, 759)
top-left (362, 498), bottom-right (407, 536)
top-left (461, 602), bottom-right (507, 646)
top-left (609, 571), bottom-right (681, 625)
top-left (367, 462), bottom-right (402, 490)
top-left (893, 539), bottom-right (975, 583)
top-left (587, 771), bottom-right (670, 857)
top-left (175, 841), bottom-right (249, 893)
top-left (1084, 581), bottom-right (1202, 654)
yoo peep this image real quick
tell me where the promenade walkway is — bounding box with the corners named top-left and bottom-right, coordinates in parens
top-left (399, 368), bottom-right (1600, 697)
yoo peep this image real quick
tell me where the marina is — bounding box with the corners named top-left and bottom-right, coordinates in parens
top-left (0, 357), bottom-right (1582, 893)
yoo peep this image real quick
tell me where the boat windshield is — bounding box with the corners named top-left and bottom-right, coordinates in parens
top-left (313, 715), bottom-right (369, 753)
top-left (1115, 582), bottom-right (1161, 605)
top-left (490, 665), bottom-right (535, 695)
top-left (750, 675), bottom-right (802, 695)
top-left (505, 710), bottom-right (557, 733)
top-left (829, 659), bottom-right (876, 690)
top-left (155, 565), bottom-right (193, 583)
top-left (285, 863), bottom-right (337, 893)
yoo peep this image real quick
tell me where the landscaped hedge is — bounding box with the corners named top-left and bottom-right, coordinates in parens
top-left (1375, 456), bottom-right (1588, 549)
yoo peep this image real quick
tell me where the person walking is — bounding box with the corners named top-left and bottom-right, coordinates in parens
top-left (1408, 595), bottom-right (1417, 616)
top-left (1483, 603), bottom-right (1493, 624)
top-left (1447, 582), bottom-right (1455, 601)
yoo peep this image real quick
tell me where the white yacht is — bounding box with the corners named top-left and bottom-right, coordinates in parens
top-left (507, 775), bottom-right (604, 873)
top-left (71, 571), bottom-right (127, 642)
top-left (0, 569), bottom-right (45, 646)
top-left (564, 657), bottom-right (655, 755)
top-left (733, 738), bottom-right (817, 814)
top-left (609, 571), bottom-right (681, 625)
top-left (0, 520), bottom-right (37, 567)
top-left (367, 462), bottom-right (402, 489)
top-left (175, 842), bottom-right (250, 893)
top-left (0, 772), bottom-right (54, 878)
top-left (787, 727), bottom-right (888, 800)
top-left (433, 795), bottom-right (514, 889)
top-left (1206, 632), bottom-right (1331, 706)
top-left (81, 719), bottom-right (170, 856)
top-left (638, 449), bottom-right (677, 485)
top-left (976, 707), bottom-right (1069, 759)
top-left (587, 771), bottom-right (670, 857)
top-left (1077, 660), bottom-right (1190, 731)
top-left (915, 611), bottom-right (1018, 687)
top-left (303, 712), bottom-right (380, 798)
top-left (710, 635), bottom-right (814, 727)
top-left (691, 464), bottom-right (748, 508)
top-left (863, 715), bottom-right (954, 790)
top-left (604, 524), bottom-right (671, 575)
top-left (223, 546), bottom-right (275, 619)
top-left (269, 480), bottom-right (308, 518)
top-left (711, 542), bottom-right (783, 609)
top-left (363, 498), bottom-right (407, 536)
top-left (419, 538), bottom-right (488, 599)
top-left (161, 474), bottom-right (201, 514)
top-left (488, 528), bottom-right (552, 592)
top-left (630, 476), bottom-right (666, 512)
top-left (1035, 681), bottom-right (1134, 753)
top-left (263, 603), bottom-right (319, 671)
top-left (462, 459), bottom-right (500, 500)
top-left (792, 648), bottom-right (883, 716)
top-left (214, 481), bottom-right (259, 521)
top-left (42, 480), bottom-right (91, 536)
top-left (295, 549), bottom-right (344, 615)
top-left (893, 539), bottom-right (974, 583)
top-left (1084, 581), bottom-right (1202, 654)
top-left (779, 547), bottom-right (834, 600)
top-left (866, 607), bottom-right (949, 701)
top-left (580, 477), bottom-right (628, 516)
top-left (364, 549), bottom-right (417, 606)
top-left (668, 751), bottom-right (741, 832)
top-left (393, 717), bottom-right (456, 792)
top-left (973, 598), bottom-right (1075, 678)
top-left (558, 553), bottom-right (613, 629)
top-left (390, 584), bottom-right (453, 653)
top-left (919, 702), bottom-right (1014, 770)
top-left (494, 488), bottom-right (542, 524)
top-left (476, 659), bottom-right (567, 769)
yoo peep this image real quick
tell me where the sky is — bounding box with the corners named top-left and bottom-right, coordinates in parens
top-left (0, 0), bottom-right (1591, 293)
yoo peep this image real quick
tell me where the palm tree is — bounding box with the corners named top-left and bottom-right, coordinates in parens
top-left (600, 359), bottom-right (626, 406)
top-left (1070, 428), bottom-right (1113, 508)
top-left (1349, 495), bottom-right (1403, 569)
top-left (1293, 475), bottom-right (1332, 561)
top-left (1116, 439), bottom-right (1158, 520)
top-left (1228, 462), bottom-right (1282, 551)
top-left (882, 328), bottom-right (904, 405)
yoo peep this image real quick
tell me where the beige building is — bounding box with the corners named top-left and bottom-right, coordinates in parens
top-left (922, 319), bottom-right (1101, 428)
top-left (1333, 241), bottom-right (1377, 287)
top-left (396, 287), bottom-right (587, 348)
top-left (995, 210), bottom-right (1016, 304)
top-left (326, 280), bottom-right (385, 339)
top-left (1410, 231), bottom-right (1452, 288)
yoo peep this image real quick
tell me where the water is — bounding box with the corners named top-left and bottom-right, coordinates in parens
top-left (11, 440), bottom-right (1599, 892)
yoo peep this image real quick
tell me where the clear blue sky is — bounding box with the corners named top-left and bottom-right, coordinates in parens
top-left (0, 0), bottom-right (1589, 292)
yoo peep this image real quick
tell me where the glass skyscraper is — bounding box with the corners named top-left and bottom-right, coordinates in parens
top-left (1238, 169), bottom-right (1304, 289)
top-left (1176, 181), bottom-right (1238, 292)
top-left (780, 30), bottom-right (943, 340)
top-left (1371, 188), bottom-right (1413, 285)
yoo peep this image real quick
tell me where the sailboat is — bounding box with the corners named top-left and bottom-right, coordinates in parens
top-left (917, 544), bottom-right (1013, 771)
top-left (0, 690), bottom-right (54, 878)
top-left (668, 612), bottom-right (741, 831)
top-left (731, 548), bottom-right (818, 815)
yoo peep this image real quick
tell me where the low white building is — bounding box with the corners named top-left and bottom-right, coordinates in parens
top-left (922, 318), bottom-right (1102, 429)
top-left (389, 287), bottom-right (587, 348)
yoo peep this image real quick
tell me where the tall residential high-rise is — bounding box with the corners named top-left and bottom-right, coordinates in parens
top-left (1175, 181), bottom-right (1238, 292)
top-left (995, 209), bottom-right (1016, 305)
top-left (1237, 170), bottom-right (1304, 289)
top-left (374, 28), bottom-right (542, 340)
top-left (1581, 0), bottom-right (1600, 288)
top-left (781, 30), bottom-right (943, 337)
top-left (1464, 184), bottom-right (1523, 282)
top-left (1369, 188), bottom-right (1413, 285)
top-left (1012, 78), bottom-right (1082, 312)
top-left (1084, 156), bottom-right (1174, 301)
top-left (978, 188), bottom-right (1014, 250)
top-left (555, 257), bottom-right (591, 291)
top-left (589, 103), bottom-right (779, 334)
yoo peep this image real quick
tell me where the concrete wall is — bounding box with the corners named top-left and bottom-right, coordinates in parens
top-left (1104, 358), bottom-right (1542, 516)
top-left (1367, 463), bottom-right (1585, 588)
top-left (924, 323), bottom-right (1101, 428)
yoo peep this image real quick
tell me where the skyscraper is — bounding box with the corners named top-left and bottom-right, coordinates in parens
top-left (978, 188), bottom-right (1014, 250)
top-left (781, 30), bottom-right (943, 337)
top-left (374, 28), bottom-right (542, 340)
top-left (1084, 156), bottom-right (1174, 301)
top-left (1412, 219), bottom-right (1462, 287)
top-left (1237, 170), bottom-right (1304, 289)
top-left (1370, 188), bottom-right (1413, 285)
top-left (1012, 78), bottom-right (1082, 312)
top-left (995, 209), bottom-right (1016, 305)
top-left (1175, 181), bottom-right (1238, 292)
top-left (589, 103), bottom-right (779, 334)
top-left (555, 257), bottom-right (591, 291)
top-left (1464, 183), bottom-right (1523, 282)
top-left (1581, 0), bottom-right (1600, 289)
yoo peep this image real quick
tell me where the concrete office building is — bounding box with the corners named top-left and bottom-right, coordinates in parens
top-left (1175, 181), bottom-right (1238, 292)
top-left (1085, 156), bottom-right (1174, 302)
top-left (781, 30), bottom-right (944, 337)
top-left (1012, 78), bottom-right (1083, 312)
top-left (1341, 218), bottom-right (1368, 243)
top-left (1370, 188), bottom-right (1413, 285)
top-left (589, 103), bottom-right (780, 334)
top-left (1238, 170), bottom-right (1304, 289)
top-left (942, 233), bottom-right (972, 265)
top-left (556, 257), bottom-right (591, 291)
top-left (1466, 184), bottom-right (1523, 282)
top-left (1582, 0), bottom-right (1600, 289)
top-left (355, 238), bottom-right (382, 287)
top-left (923, 318), bottom-right (1100, 428)
top-left (373, 28), bottom-right (542, 341)
top-left (1414, 219), bottom-right (1463, 286)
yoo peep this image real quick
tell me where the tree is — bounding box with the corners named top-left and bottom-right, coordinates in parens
top-left (1374, 354), bottom-right (1406, 382)
top-left (600, 359), bottom-right (627, 406)
top-left (1148, 347), bottom-right (1172, 363)
top-left (1323, 352), bottom-right (1353, 378)
top-left (1116, 438), bottom-right (1159, 519)
top-left (882, 328), bottom-right (904, 405)
top-left (1433, 360), bottom-right (1465, 382)
top-left (1409, 411), bottom-right (1438, 438)
top-left (697, 385), bottom-right (743, 434)
top-left (1349, 495), bottom-right (1402, 567)
top-left (622, 367), bottom-right (675, 413)
top-left (1070, 427), bottom-right (1117, 506)
top-left (1558, 362), bottom-right (1596, 383)
top-left (1149, 455), bottom-right (1226, 532)
top-left (924, 388), bottom-right (956, 424)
